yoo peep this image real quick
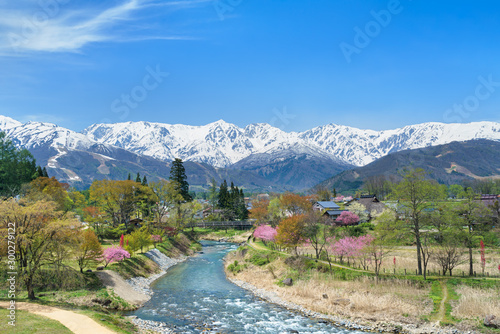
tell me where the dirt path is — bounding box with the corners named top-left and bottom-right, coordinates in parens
top-left (0, 301), bottom-right (117, 334)
top-left (437, 280), bottom-right (449, 324)
top-left (95, 270), bottom-right (149, 305)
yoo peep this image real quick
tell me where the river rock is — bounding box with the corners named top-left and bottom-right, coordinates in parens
top-left (332, 298), bottom-right (350, 306)
top-left (485, 315), bottom-right (500, 328)
top-left (282, 278), bottom-right (293, 286)
top-left (96, 266), bottom-right (104, 270)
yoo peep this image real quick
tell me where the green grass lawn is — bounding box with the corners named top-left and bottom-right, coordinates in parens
top-left (0, 308), bottom-right (72, 334)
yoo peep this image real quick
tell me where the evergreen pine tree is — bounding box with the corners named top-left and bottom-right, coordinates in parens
top-left (218, 180), bottom-right (229, 209)
top-left (238, 188), bottom-right (249, 219)
top-left (135, 172), bottom-right (141, 183)
top-left (209, 178), bottom-right (218, 214)
top-left (36, 166), bottom-right (44, 178)
top-left (0, 131), bottom-right (38, 196)
top-left (42, 167), bottom-right (48, 177)
top-left (169, 158), bottom-right (192, 202)
top-left (127, 173), bottom-right (131, 181)
top-left (142, 175), bottom-right (148, 186)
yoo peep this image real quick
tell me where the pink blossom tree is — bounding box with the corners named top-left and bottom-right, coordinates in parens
top-left (254, 225), bottom-right (277, 245)
top-left (334, 195), bottom-right (345, 203)
top-left (335, 211), bottom-right (359, 226)
top-left (101, 246), bottom-right (130, 267)
top-left (329, 235), bottom-right (373, 265)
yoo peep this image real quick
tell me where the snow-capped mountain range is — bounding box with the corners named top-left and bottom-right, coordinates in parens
top-left (2, 115), bottom-right (500, 168)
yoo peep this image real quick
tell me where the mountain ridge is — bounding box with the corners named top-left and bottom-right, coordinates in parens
top-left (1, 115), bottom-right (500, 190)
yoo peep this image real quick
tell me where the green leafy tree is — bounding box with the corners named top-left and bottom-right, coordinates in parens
top-left (75, 229), bottom-right (103, 273)
top-left (150, 180), bottom-right (183, 228)
top-left (129, 227), bottom-right (151, 253)
top-left (456, 188), bottom-right (492, 276)
top-left (448, 184), bottom-right (463, 199)
top-left (390, 168), bottom-right (445, 275)
top-left (89, 180), bottom-right (138, 228)
top-left (0, 199), bottom-right (78, 299)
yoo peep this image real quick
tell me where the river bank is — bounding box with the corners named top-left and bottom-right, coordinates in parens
top-left (224, 246), bottom-right (483, 334)
top-left (125, 249), bottom-right (188, 298)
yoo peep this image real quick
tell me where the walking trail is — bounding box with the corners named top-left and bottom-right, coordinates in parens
top-left (0, 301), bottom-right (117, 334)
top-left (437, 280), bottom-right (449, 325)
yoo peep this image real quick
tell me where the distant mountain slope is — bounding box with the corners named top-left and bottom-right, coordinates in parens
top-left (317, 139), bottom-right (500, 193)
top-left (0, 117), bottom-right (279, 190)
top-left (83, 118), bottom-right (500, 167)
top-left (230, 143), bottom-right (353, 190)
top-left (2, 115), bottom-right (500, 191)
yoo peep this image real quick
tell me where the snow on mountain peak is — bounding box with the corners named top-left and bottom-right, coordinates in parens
top-left (0, 116), bottom-right (22, 130)
top-left (2, 115), bottom-right (500, 168)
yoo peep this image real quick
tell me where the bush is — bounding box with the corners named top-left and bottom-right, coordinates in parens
top-left (227, 260), bottom-right (245, 274)
top-left (359, 222), bottom-right (375, 231)
top-left (247, 254), bottom-right (271, 266)
top-left (98, 226), bottom-right (124, 240)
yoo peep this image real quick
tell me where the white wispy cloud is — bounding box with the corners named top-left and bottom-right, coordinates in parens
top-left (0, 0), bottom-right (205, 55)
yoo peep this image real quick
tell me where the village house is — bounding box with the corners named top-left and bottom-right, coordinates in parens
top-left (313, 200), bottom-right (345, 220)
top-left (345, 195), bottom-right (386, 219)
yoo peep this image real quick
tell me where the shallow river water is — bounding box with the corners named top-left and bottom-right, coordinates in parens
top-left (130, 240), bottom-right (365, 334)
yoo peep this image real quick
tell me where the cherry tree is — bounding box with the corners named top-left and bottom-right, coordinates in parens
top-left (254, 225), bottom-right (277, 244)
top-left (335, 211), bottom-right (359, 226)
top-left (101, 246), bottom-right (130, 267)
top-left (329, 235), bottom-right (373, 265)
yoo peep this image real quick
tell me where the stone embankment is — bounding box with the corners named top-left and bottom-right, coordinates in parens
top-left (124, 249), bottom-right (187, 334)
top-left (126, 249), bottom-right (187, 296)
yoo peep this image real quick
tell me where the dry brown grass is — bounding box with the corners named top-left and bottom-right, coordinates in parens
top-left (226, 251), bottom-right (432, 324)
top-left (299, 244), bottom-right (500, 277)
top-left (453, 285), bottom-right (500, 319)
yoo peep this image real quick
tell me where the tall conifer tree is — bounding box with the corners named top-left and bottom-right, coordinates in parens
top-left (169, 158), bottom-right (192, 202)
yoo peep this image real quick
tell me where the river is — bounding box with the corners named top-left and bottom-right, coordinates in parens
top-left (130, 240), bottom-right (365, 333)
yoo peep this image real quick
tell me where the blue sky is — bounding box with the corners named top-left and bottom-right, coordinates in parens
top-left (1, 0), bottom-right (500, 132)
